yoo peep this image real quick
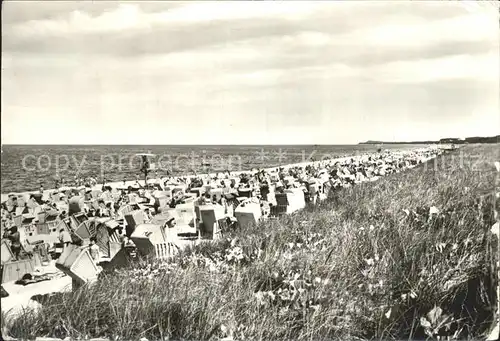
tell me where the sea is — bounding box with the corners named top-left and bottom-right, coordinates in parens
top-left (1, 144), bottom-right (428, 193)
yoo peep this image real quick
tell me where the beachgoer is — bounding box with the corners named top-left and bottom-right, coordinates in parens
top-left (58, 228), bottom-right (72, 251)
top-left (6, 226), bottom-right (22, 260)
top-left (89, 237), bottom-right (100, 262)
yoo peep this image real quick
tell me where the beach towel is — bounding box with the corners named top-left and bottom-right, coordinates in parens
top-left (15, 273), bottom-right (52, 286)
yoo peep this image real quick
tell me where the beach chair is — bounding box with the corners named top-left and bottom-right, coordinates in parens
top-left (199, 204), bottom-right (226, 239)
top-left (2, 258), bottom-right (36, 284)
top-left (284, 188), bottom-right (306, 213)
top-left (130, 223), bottom-right (168, 259)
top-left (174, 203), bottom-right (197, 229)
top-left (234, 201), bottom-right (262, 229)
top-left (190, 187), bottom-right (205, 198)
top-left (69, 196), bottom-right (85, 215)
top-left (237, 188), bottom-right (253, 198)
top-left (125, 210), bottom-right (146, 237)
top-left (55, 244), bottom-right (99, 289)
top-left (1, 240), bottom-right (14, 265)
top-left (74, 219), bottom-right (97, 242)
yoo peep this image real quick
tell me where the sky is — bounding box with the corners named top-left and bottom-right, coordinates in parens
top-left (1, 1), bottom-right (499, 145)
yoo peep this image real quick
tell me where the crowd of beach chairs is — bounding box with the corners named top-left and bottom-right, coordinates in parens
top-left (0, 147), bottom-right (444, 287)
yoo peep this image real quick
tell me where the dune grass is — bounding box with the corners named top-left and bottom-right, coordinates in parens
top-left (3, 144), bottom-right (498, 340)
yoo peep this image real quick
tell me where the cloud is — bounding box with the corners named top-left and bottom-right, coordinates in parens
top-left (4, 2), bottom-right (323, 38)
top-left (4, 0), bottom-right (488, 58)
top-left (1, 1), bottom-right (498, 144)
top-left (367, 52), bottom-right (499, 84)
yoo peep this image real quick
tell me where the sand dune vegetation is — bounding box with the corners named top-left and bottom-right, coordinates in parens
top-left (3, 144), bottom-right (498, 340)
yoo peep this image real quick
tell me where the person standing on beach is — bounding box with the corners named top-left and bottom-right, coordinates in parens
top-left (58, 228), bottom-right (72, 252)
top-left (89, 237), bottom-right (100, 262)
top-left (5, 226), bottom-right (22, 260)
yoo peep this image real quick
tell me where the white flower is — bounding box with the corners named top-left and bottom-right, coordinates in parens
top-left (314, 277), bottom-right (322, 284)
top-left (311, 305), bottom-right (321, 312)
top-left (254, 291), bottom-right (265, 305)
top-left (436, 243), bottom-right (446, 253)
top-left (491, 222), bottom-right (499, 237)
top-left (429, 206), bottom-right (439, 215)
top-left (365, 258), bottom-right (374, 266)
top-left (369, 225), bottom-right (375, 231)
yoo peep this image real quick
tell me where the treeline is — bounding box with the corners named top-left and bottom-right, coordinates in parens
top-left (360, 135), bottom-right (499, 145)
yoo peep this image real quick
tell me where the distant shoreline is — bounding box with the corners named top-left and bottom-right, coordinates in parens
top-left (359, 135), bottom-right (499, 145)
top-left (1, 146), bottom-right (438, 202)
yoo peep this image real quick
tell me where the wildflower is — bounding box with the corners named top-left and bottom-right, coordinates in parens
top-left (374, 254), bottom-right (380, 261)
top-left (401, 293), bottom-right (407, 300)
top-left (403, 209), bottom-right (410, 216)
top-left (368, 283), bottom-right (374, 294)
top-left (385, 308), bottom-right (392, 319)
top-left (429, 206), bottom-right (439, 215)
top-left (314, 277), bottom-right (322, 284)
top-left (492, 222), bottom-right (499, 237)
top-left (279, 307), bottom-right (289, 316)
top-left (267, 291), bottom-right (276, 301)
top-left (410, 290), bottom-right (417, 299)
top-left (436, 243), bottom-right (446, 253)
top-left (279, 289), bottom-right (292, 301)
top-left (369, 225), bottom-right (375, 231)
top-left (311, 304), bottom-right (321, 312)
top-left (288, 243), bottom-right (294, 249)
top-left (254, 291), bottom-right (265, 305)
top-left (365, 258), bottom-right (374, 266)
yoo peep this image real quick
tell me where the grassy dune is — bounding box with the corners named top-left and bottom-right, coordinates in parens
top-left (3, 144), bottom-right (498, 340)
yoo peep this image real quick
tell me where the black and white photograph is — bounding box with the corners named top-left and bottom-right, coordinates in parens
top-left (1, 1), bottom-right (499, 340)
